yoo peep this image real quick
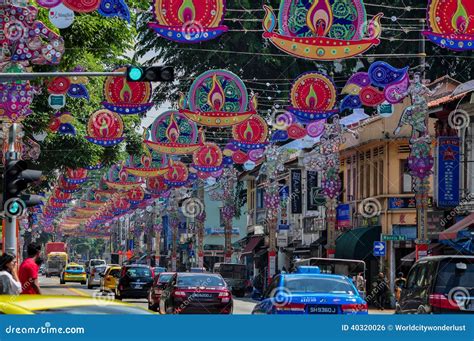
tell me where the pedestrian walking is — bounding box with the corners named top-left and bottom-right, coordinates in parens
top-left (374, 272), bottom-right (388, 310)
top-left (19, 244), bottom-right (42, 294)
top-left (0, 253), bottom-right (21, 295)
top-left (355, 272), bottom-right (366, 294)
top-left (394, 272), bottom-right (407, 301)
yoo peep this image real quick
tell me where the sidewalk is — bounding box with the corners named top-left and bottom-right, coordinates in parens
top-left (369, 309), bottom-right (395, 315)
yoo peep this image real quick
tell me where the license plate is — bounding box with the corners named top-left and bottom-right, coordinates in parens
top-left (133, 284), bottom-right (143, 289)
top-left (192, 293), bottom-right (212, 298)
top-left (308, 305), bottom-right (338, 314)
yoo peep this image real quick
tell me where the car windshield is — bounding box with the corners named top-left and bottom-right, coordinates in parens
top-left (126, 267), bottom-right (151, 278)
top-left (219, 264), bottom-right (246, 279)
top-left (158, 274), bottom-right (173, 283)
top-left (435, 260), bottom-right (474, 294)
top-left (109, 269), bottom-right (121, 277)
top-left (283, 276), bottom-right (355, 294)
top-left (154, 267), bottom-right (166, 273)
top-left (66, 266), bottom-right (83, 271)
top-left (95, 266), bottom-right (106, 273)
top-left (177, 274), bottom-right (225, 287)
top-left (90, 260), bottom-right (105, 266)
top-left (35, 305), bottom-right (152, 315)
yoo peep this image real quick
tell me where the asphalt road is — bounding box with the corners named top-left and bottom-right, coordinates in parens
top-left (39, 275), bottom-right (394, 315)
top-left (39, 275), bottom-right (256, 314)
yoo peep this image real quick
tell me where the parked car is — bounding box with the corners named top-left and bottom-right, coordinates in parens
top-left (115, 265), bottom-right (153, 300)
top-left (147, 272), bottom-right (174, 311)
top-left (99, 265), bottom-right (122, 293)
top-left (60, 263), bottom-right (87, 285)
top-left (87, 264), bottom-right (107, 289)
top-left (397, 256), bottom-right (474, 314)
top-left (159, 273), bottom-right (233, 314)
top-left (252, 266), bottom-right (368, 315)
top-left (189, 267), bottom-right (207, 273)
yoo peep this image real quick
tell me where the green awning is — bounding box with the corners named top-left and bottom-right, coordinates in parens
top-left (335, 226), bottom-right (381, 260)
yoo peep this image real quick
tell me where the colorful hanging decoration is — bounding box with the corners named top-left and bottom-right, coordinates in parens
top-left (65, 168), bottom-right (88, 184)
top-left (124, 151), bottom-right (168, 178)
top-left (272, 72), bottom-right (337, 142)
top-left (105, 165), bottom-right (143, 191)
top-left (148, 0), bottom-right (228, 43)
top-left (0, 64), bottom-right (38, 122)
top-left (145, 110), bottom-right (201, 154)
top-left (423, 0), bottom-right (474, 51)
top-left (147, 175), bottom-right (168, 195)
top-left (164, 160), bottom-right (189, 186)
top-left (36, 0), bottom-right (130, 21)
top-left (223, 115), bottom-right (268, 166)
top-left (179, 70), bottom-right (257, 127)
top-left (58, 176), bottom-right (81, 193)
top-left (0, 3), bottom-right (64, 65)
top-left (341, 61), bottom-right (409, 111)
top-left (191, 139), bottom-right (223, 179)
top-left (102, 66), bottom-right (153, 115)
top-left (262, 1), bottom-right (383, 60)
top-left (85, 109), bottom-right (125, 146)
top-left (49, 112), bottom-right (77, 135)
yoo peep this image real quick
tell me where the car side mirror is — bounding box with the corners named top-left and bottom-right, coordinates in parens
top-left (456, 262), bottom-right (467, 271)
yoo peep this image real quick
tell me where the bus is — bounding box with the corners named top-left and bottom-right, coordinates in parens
top-left (46, 252), bottom-right (68, 277)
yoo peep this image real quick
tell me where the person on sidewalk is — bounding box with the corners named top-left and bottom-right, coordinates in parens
top-left (375, 272), bottom-right (388, 310)
top-left (19, 244), bottom-right (42, 294)
top-left (0, 253), bottom-right (21, 295)
top-left (394, 272), bottom-right (407, 302)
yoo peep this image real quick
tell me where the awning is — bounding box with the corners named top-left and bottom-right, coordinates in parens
top-left (401, 243), bottom-right (443, 263)
top-left (293, 248), bottom-right (311, 255)
top-left (241, 236), bottom-right (264, 256)
top-left (335, 226), bottom-right (381, 260)
top-left (439, 213), bottom-right (474, 240)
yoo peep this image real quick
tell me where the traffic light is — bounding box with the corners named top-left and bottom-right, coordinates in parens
top-left (126, 66), bottom-right (174, 82)
top-left (3, 159), bottom-right (43, 217)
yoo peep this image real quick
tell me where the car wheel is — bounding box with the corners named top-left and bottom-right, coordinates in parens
top-left (235, 290), bottom-right (245, 298)
top-left (416, 305), bottom-right (427, 314)
top-left (165, 305), bottom-right (174, 314)
top-left (60, 278), bottom-right (65, 284)
top-left (81, 281), bottom-right (86, 285)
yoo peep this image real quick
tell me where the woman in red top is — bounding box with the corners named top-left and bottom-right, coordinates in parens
top-left (18, 244), bottom-right (42, 294)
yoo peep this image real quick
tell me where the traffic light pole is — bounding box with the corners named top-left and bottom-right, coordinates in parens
top-left (4, 123), bottom-right (18, 256)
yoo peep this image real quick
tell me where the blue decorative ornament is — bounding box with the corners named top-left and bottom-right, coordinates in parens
top-left (98, 0), bottom-right (131, 22)
top-left (368, 61), bottom-right (409, 88)
top-left (270, 130), bottom-right (289, 142)
top-left (58, 123), bottom-right (76, 136)
top-left (222, 156), bottom-right (233, 165)
top-left (67, 84), bottom-right (90, 100)
top-left (340, 95), bottom-right (362, 111)
top-left (188, 173), bottom-right (198, 180)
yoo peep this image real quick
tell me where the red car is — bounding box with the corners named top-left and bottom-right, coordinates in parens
top-left (159, 273), bottom-right (233, 314)
top-left (147, 272), bottom-right (175, 311)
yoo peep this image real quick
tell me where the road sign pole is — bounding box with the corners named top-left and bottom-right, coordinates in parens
top-left (4, 123), bottom-right (18, 256)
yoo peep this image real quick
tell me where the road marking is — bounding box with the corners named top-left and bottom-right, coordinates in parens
top-left (66, 287), bottom-right (90, 297)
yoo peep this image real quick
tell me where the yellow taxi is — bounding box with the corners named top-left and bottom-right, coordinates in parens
top-left (99, 265), bottom-right (122, 293)
top-left (0, 295), bottom-right (153, 314)
top-left (60, 263), bottom-right (87, 285)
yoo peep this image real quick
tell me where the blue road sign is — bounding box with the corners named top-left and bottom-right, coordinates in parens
top-left (373, 241), bottom-right (386, 257)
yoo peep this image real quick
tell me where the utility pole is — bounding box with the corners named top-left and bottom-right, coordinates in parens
top-left (4, 123), bottom-right (18, 256)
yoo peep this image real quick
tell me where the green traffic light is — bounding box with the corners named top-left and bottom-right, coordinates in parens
top-left (128, 67), bottom-right (143, 81)
top-left (8, 201), bottom-right (19, 215)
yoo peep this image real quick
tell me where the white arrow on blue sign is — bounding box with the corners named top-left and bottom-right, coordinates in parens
top-left (373, 241), bottom-right (386, 257)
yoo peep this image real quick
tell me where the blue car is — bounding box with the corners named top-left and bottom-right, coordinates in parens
top-left (252, 266), bottom-right (367, 315)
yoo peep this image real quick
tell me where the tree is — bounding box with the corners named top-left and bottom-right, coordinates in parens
top-left (23, 1), bottom-right (150, 183)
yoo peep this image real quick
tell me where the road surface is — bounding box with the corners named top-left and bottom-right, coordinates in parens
top-left (39, 275), bottom-right (394, 314)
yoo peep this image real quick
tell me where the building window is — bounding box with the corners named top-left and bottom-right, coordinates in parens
top-left (256, 187), bottom-right (264, 209)
top-left (359, 164), bottom-right (364, 200)
top-left (379, 160), bottom-right (384, 194)
top-left (373, 161), bottom-right (378, 196)
top-left (352, 166), bottom-right (357, 201)
top-left (401, 160), bottom-right (412, 193)
top-left (365, 164), bottom-right (371, 198)
top-left (347, 168), bottom-right (351, 201)
top-left (219, 208), bottom-right (225, 227)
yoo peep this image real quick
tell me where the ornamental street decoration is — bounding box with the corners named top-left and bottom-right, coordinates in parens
top-left (148, 0), bottom-right (228, 43)
top-left (341, 61), bottom-right (409, 111)
top-left (145, 110), bottom-right (202, 154)
top-left (123, 150), bottom-right (168, 178)
top-left (262, 0), bottom-right (383, 60)
top-left (225, 115), bottom-right (268, 167)
top-left (85, 109), bottom-right (125, 146)
top-left (164, 160), bottom-right (189, 187)
top-left (65, 167), bottom-right (88, 184)
top-left (36, 0), bottom-right (130, 22)
top-left (105, 165), bottom-right (143, 191)
top-left (103, 66), bottom-right (153, 115)
top-left (49, 112), bottom-right (77, 135)
top-left (423, 0), bottom-right (474, 51)
top-left (191, 139), bottom-right (224, 179)
top-left (272, 72), bottom-right (337, 142)
top-left (179, 70), bottom-right (257, 127)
